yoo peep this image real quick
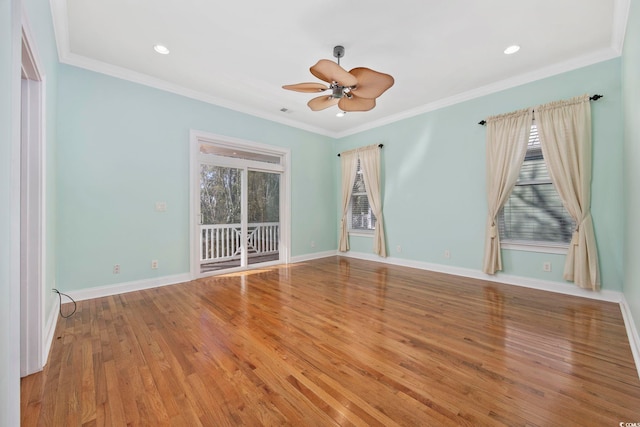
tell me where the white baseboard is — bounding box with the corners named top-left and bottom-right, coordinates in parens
top-left (619, 296), bottom-right (640, 379)
top-left (57, 253), bottom-right (640, 379)
top-left (65, 273), bottom-right (192, 302)
top-left (341, 250), bottom-right (639, 378)
top-left (42, 297), bottom-right (58, 366)
top-left (341, 251), bottom-right (623, 302)
top-left (290, 250), bottom-right (337, 264)
top-left (63, 251), bottom-right (337, 303)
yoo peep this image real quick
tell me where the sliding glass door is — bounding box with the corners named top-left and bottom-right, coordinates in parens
top-left (199, 165), bottom-right (243, 272)
top-left (194, 137), bottom-right (286, 276)
top-left (247, 170), bottom-right (280, 266)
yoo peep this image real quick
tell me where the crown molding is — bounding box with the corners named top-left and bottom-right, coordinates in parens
top-left (49, 0), bottom-right (69, 65)
top-left (612, 0), bottom-right (631, 54)
top-left (62, 52), bottom-right (335, 137)
top-left (334, 46), bottom-right (621, 138)
top-left (48, 0), bottom-right (334, 137)
top-left (49, 0), bottom-right (629, 140)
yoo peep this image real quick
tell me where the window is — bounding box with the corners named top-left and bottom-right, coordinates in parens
top-left (498, 123), bottom-right (575, 246)
top-left (349, 159), bottom-right (376, 232)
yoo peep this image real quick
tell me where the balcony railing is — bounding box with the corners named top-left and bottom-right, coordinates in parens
top-left (200, 222), bottom-right (280, 262)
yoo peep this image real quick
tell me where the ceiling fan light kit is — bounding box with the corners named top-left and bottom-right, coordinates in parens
top-left (283, 45), bottom-right (394, 113)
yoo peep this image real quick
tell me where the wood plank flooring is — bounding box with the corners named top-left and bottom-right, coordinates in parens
top-left (21, 256), bottom-right (640, 426)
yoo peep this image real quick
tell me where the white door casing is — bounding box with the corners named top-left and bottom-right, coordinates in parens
top-left (20, 20), bottom-right (46, 376)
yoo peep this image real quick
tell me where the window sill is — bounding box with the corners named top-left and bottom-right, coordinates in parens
top-left (501, 241), bottom-right (569, 254)
top-left (349, 230), bottom-right (374, 238)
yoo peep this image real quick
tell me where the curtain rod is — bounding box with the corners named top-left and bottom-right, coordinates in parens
top-left (337, 144), bottom-right (384, 157)
top-left (477, 94), bottom-right (603, 126)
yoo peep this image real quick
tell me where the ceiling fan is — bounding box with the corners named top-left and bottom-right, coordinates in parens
top-left (282, 45), bottom-right (394, 112)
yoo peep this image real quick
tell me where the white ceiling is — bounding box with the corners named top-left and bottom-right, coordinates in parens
top-left (50, 0), bottom-right (628, 137)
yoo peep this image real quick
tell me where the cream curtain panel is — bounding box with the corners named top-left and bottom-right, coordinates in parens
top-left (482, 108), bottom-right (533, 274)
top-left (338, 145), bottom-right (387, 256)
top-left (338, 150), bottom-right (358, 252)
top-left (535, 94), bottom-right (599, 290)
top-left (359, 145), bottom-right (387, 257)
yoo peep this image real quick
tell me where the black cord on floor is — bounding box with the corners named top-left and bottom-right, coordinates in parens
top-left (52, 288), bottom-right (77, 318)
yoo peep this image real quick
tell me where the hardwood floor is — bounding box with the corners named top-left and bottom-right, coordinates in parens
top-left (21, 257), bottom-right (640, 426)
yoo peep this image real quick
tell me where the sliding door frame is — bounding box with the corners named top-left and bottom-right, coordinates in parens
top-left (189, 130), bottom-right (291, 278)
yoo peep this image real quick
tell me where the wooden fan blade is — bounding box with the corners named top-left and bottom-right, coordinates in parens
top-left (338, 95), bottom-right (376, 112)
top-left (310, 59), bottom-right (358, 87)
top-left (308, 95), bottom-right (339, 111)
top-left (282, 82), bottom-right (329, 93)
top-left (349, 67), bottom-right (394, 99)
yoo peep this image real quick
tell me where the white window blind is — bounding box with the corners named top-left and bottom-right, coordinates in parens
top-left (498, 124), bottom-right (575, 244)
top-left (350, 159), bottom-right (376, 231)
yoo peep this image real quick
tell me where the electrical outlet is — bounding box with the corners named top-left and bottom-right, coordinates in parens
top-left (151, 260), bottom-right (158, 269)
top-left (396, 245), bottom-right (402, 253)
top-left (543, 262), bottom-right (552, 272)
top-left (310, 240), bottom-right (316, 248)
top-left (444, 250), bottom-right (451, 259)
top-left (113, 264), bottom-right (120, 274)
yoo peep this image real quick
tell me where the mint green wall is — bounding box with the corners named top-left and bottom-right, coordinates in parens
top-left (336, 59), bottom-right (624, 291)
top-left (623, 0), bottom-right (640, 332)
top-left (57, 65), bottom-right (336, 291)
top-left (0, 0), bottom-right (20, 423)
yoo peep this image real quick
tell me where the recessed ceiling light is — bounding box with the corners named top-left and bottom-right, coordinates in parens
top-left (153, 44), bottom-right (170, 55)
top-left (504, 45), bottom-right (520, 55)
top-left (336, 111), bottom-right (346, 118)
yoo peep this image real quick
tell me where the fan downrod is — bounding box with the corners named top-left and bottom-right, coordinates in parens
top-left (333, 45), bottom-right (345, 64)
